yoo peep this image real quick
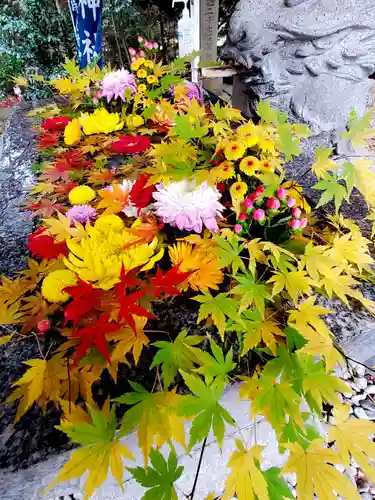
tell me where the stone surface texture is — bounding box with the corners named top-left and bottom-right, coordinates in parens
top-left (222, 0), bottom-right (375, 136)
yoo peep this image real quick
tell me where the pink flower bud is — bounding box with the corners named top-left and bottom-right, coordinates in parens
top-left (266, 198), bottom-right (280, 210)
top-left (239, 213), bottom-right (247, 222)
top-left (253, 208), bottom-right (266, 221)
top-left (277, 187), bottom-right (287, 199)
top-left (92, 97), bottom-right (99, 105)
top-left (129, 47), bottom-right (136, 56)
top-left (139, 50), bottom-right (145, 57)
top-left (234, 224), bottom-right (243, 233)
top-left (136, 54), bottom-right (141, 59)
top-left (286, 197), bottom-right (296, 208)
top-left (138, 35), bottom-right (143, 42)
top-left (289, 218), bottom-right (301, 230)
top-left (131, 56), bottom-right (137, 63)
top-left (244, 198), bottom-right (254, 209)
top-left (153, 42), bottom-right (159, 49)
top-left (37, 319), bottom-right (50, 333)
top-left (292, 207), bottom-right (301, 217)
top-left (299, 217), bottom-right (308, 228)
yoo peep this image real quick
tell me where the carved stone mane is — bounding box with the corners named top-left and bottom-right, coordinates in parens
top-left (222, 0), bottom-right (375, 134)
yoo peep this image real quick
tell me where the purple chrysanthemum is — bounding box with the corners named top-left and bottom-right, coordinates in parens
top-left (100, 69), bottom-right (137, 103)
top-left (66, 204), bottom-right (98, 224)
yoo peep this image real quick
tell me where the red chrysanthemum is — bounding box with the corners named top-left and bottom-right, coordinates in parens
top-left (27, 228), bottom-right (68, 260)
top-left (42, 116), bottom-right (71, 132)
top-left (130, 174), bottom-right (155, 209)
top-left (111, 135), bottom-right (151, 154)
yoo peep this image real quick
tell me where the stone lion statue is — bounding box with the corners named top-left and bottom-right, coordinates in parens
top-left (222, 0), bottom-right (375, 135)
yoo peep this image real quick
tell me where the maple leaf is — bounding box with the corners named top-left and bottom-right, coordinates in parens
top-left (123, 214), bottom-right (162, 249)
top-left (298, 354), bottom-right (350, 413)
top-left (30, 181), bottom-right (55, 196)
top-left (193, 338), bottom-right (236, 385)
top-left (21, 293), bottom-right (57, 334)
top-left (299, 242), bottom-right (335, 282)
top-left (45, 408), bottom-right (134, 499)
top-left (70, 313), bottom-right (122, 368)
top-left (87, 169), bottom-right (115, 186)
top-left (283, 439), bottom-right (360, 500)
top-left (311, 146), bottom-right (338, 179)
top-left (115, 277), bottom-right (156, 331)
top-left (109, 316), bottom-right (149, 365)
top-left (247, 238), bottom-right (267, 276)
top-left (115, 383), bottom-right (186, 465)
top-left (63, 279), bottom-right (103, 325)
top-left (194, 292), bottom-right (242, 340)
top-left (150, 266), bottom-right (191, 298)
top-left (339, 159), bottom-right (375, 205)
top-left (27, 199), bottom-right (65, 218)
top-left (27, 229), bottom-right (68, 260)
top-left (281, 180), bottom-right (311, 213)
top-left (326, 233), bottom-right (373, 273)
top-left (178, 372), bottom-right (236, 449)
top-left (43, 211), bottom-right (72, 242)
top-left (0, 301), bottom-right (26, 325)
top-left (41, 163), bottom-right (70, 183)
top-left (231, 272), bottom-right (272, 318)
top-left (59, 400), bottom-right (92, 426)
top-left (319, 267), bottom-right (358, 305)
top-left (222, 441), bottom-right (269, 500)
top-left (97, 184), bottom-right (129, 214)
top-left (268, 270), bottom-right (313, 304)
top-left (328, 404), bottom-right (375, 483)
top-left (341, 108), bottom-right (375, 148)
top-left (313, 173), bottom-right (348, 213)
top-left (213, 233), bottom-right (246, 274)
top-left (54, 180), bottom-right (78, 196)
top-left (0, 276), bottom-right (34, 304)
top-left (128, 449), bottom-right (184, 500)
top-left (38, 131), bottom-right (59, 149)
top-left (151, 330), bottom-right (203, 388)
top-left (172, 114), bottom-right (209, 141)
top-left (263, 468), bottom-right (293, 500)
top-left (277, 123), bottom-right (302, 160)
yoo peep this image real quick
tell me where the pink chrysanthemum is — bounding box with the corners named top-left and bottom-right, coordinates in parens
top-left (100, 69), bottom-right (137, 103)
top-left (153, 180), bottom-right (224, 233)
top-left (66, 204), bottom-right (98, 224)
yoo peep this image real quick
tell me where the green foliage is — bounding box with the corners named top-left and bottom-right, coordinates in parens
top-left (263, 468), bottom-right (294, 500)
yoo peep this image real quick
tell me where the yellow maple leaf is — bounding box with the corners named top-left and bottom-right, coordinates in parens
top-left (247, 238), bottom-right (267, 276)
top-left (223, 441), bottom-right (268, 500)
top-left (281, 180), bottom-right (311, 213)
top-left (319, 267), bottom-right (358, 305)
top-left (329, 404), bottom-right (375, 483)
top-left (311, 146), bottom-right (338, 180)
top-left (43, 211), bottom-right (71, 242)
top-left (60, 400), bottom-right (92, 426)
top-left (326, 233), bottom-right (373, 273)
top-left (299, 242), bottom-right (335, 282)
top-left (0, 276), bottom-right (34, 304)
top-left (268, 270), bottom-right (313, 304)
top-left (0, 301), bottom-right (27, 325)
top-left (234, 310), bottom-right (285, 355)
top-left (109, 317), bottom-right (149, 364)
top-left (283, 439), bottom-right (360, 500)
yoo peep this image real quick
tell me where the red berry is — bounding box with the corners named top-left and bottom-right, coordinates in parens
top-left (239, 213), bottom-right (247, 221)
top-left (37, 319), bottom-right (51, 333)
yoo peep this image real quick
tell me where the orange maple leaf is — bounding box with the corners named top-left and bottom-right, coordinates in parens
top-left (97, 184), bottom-right (129, 214)
top-left (124, 215), bottom-right (162, 248)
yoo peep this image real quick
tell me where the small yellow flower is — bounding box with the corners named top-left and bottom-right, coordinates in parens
top-left (126, 114), bottom-right (144, 128)
top-left (137, 69), bottom-right (147, 79)
top-left (224, 141), bottom-right (246, 161)
top-left (138, 83), bottom-right (147, 92)
top-left (137, 57), bottom-right (146, 66)
top-left (69, 185), bottom-right (96, 205)
top-left (64, 118), bottom-right (82, 146)
top-left (41, 269), bottom-right (77, 303)
top-left (144, 60), bottom-right (154, 69)
top-left (230, 177), bottom-right (248, 199)
top-left (210, 161), bottom-right (235, 181)
top-left (131, 61), bottom-right (140, 71)
top-left (239, 156), bottom-right (260, 176)
top-left (259, 159), bottom-right (275, 172)
top-left (146, 75), bottom-right (158, 84)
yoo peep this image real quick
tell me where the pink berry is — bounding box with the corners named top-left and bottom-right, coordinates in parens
top-left (131, 56), bottom-right (137, 63)
top-left (129, 47), bottom-right (136, 56)
top-left (153, 42), bottom-right (159, 49)
top-left (37, 319), bottom-right (50, 333)
top-left (234, 224), bottom-right (243, 233)
top-left (136, 54), bottom-right (141, 59)
top-left (239, 213), bottom-right (247, 222)
top-left (266, 198), bottom-right (280, 210)
top-left (286, 197), bottom-right (296, 208)
top-left (256, 185), bottom-right (265, 194)
top-left (139, 50), bottom-right (145, 57)
top-left (253, 208), bottom-right (266, 221)
top-left (138, 35), bottom-right (143, 42)
top-left (292, 207), bottom-right (301, 217)
top-left (244, 198), bottom-right (254, 209)
top-left (277, 187), bottom-right (287, 199)
top-left (299, 217), bottom-right (308, 228)
top-left (92, 97), bottom-right (99, 105)
top-left (289, 218), bottom-right (301, 230)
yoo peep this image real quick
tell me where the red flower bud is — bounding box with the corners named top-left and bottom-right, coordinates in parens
top-left (238, 213), bottom-right (247, 221)
top-left (299, 217), bottom-right (308, 228)
top-left (289, 218), bottom-right (301, 230)
top-left (253, 208), bottom-right (266, 221)
top-left (234, 224), bottom-right (243, 233)
top-left (277, 187), bottom-right (287, 199)
top-left (292, 207), bottom-right (301, 217)
top-left (244, 198), bottom-right (254, 209)
top-left (266, 198), bottom-right (280, 210)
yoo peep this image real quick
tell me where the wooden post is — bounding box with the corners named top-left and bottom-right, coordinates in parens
top-left (199, 0), bottom-right (221, 93)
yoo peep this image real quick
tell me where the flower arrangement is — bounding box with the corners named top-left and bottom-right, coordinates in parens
top-left (2, 43), bottom-right (375, 500)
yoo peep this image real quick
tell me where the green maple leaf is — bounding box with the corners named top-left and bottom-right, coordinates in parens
top-left (194, 292), bottom-right (242, 339)
top-left (341, 108), bottom-right (375, 148)
top-left (263, 468), bottom-right (294, 500)
top-left (151, 330), bottom-right (203, 388)
top-left (213, 234), bottom-right (246, 274)
top-left (178, 371), bottom-right (236, 449)
top-left (142, 104), bottom-right (157, 120)
top-left (128, 449), bottom-right (183, 500)
top-left (257, 99), bottom-right (287, 124)
top-left (192, 338), bottom-right (236, 384)
top-left (311, 146), bottom-right (337, 180)
top-left (64, 57), bottom-right (81, 79)
top-left (210, 101), bottom-right (243, 122)
top-left (277, 123), bottom-right (302, 161)
top-left (279, 420), bottom-right (321, 452)
top-left (231, 272), bottom-right (272, 318)
top-left (172, 114), bottom-right (209, 141)
top-left (285, 326), bottom-right (308, 352)
top-left (313, 173), bottom-right (348, 213)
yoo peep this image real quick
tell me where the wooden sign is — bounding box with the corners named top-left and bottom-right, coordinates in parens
top-left (199, 0), bottom-right (220, 92)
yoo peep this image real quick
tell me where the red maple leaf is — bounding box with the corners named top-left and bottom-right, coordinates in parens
top-left (150, 266), bottom-right (191, 298)
top-left (27, 228), bottom-right (68, 259)
top-left (63, 279), bottom-right (103, 325)
top-left (42, 116), bottom-right (71, 132)
top-left (123, 215), bottom-right (162, 249)
top-left (55, 181), bottom-right (78, 196)
top-left (56, 150), bottom-right (92, 171)
top-left (117, 266), bottom-right (142, 291)
top-left (70, 313), bottom-right (122, 368)
top-left (111, 135), bottom-right (151, 154)
top-left (27, 199), bottom-right (65, 218)
top-left (37, 131), bottom-right (59, 150)
top-left (130, 174), bottom-right (155, 210)
top-left (42, 162), bottom-right (71, 182)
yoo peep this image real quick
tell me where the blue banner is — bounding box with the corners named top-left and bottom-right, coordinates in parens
top-left (68, 0), bottom-right (103, 68)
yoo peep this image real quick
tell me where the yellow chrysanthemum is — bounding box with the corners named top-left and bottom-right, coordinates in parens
top-left (169, 241), bottom-right (223, 292)
top-left (237, 123), bottom-right (259, 148)
top-left (95, 214), bottom-right (125, 233)
top-left (41, 269), bottom-right (77, 303)
top-left (147, 75), bottom-right (158, 84)
top-left (239, 156), bottom-right (260, 176)
top-left (64, 219), bottom-right (163, 290)
top-left (224, 141), bottom-right (246, 161)
top-left (137, 69), bottom-right (147, 79)
top-left (79, 108), bottom-right (124, 135)
top-left (210, 161), bottom-right (235, 182)
top-left (138, 83), bottom-right (147, 92)
top-left (259, 159), bottom-right (275, 172)
top-left (144, 60), bottom-right (154, 69)
top-left (64, 118), bottom-right (82, 146)
top-left (126, 114), bottom-right (144, 128)
top-left (230, 178), bottom-right (248, 199)
top-left (69, 185), bottom-right (96, 205)
top-left (131, 61), bottom-right (141, 71)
